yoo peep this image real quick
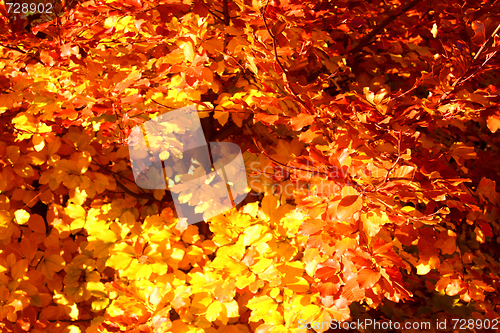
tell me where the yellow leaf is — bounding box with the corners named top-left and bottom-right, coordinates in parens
top-left (300, 304), bottom-right (322, 323)
top-left (415, 256), bottom-right (439, 275)
top-left (33, 134), bottom-right (45, 152)
top-left (246, 56), bottom-right (259, 74)
top-left (361, 211), bottom-right (389, 237)
top-left (251, 258), bottom-right (273, 273)
top-left (431, 23), bottom-right (438, 38)
top-left (206, 300), bottom-right (222, 322)
top-left (70, 187), bottom-right (88, 206)
top-left (222, 300), bottom-right (239, 318)
top-left (234, 271), bottom-right (255, 289)
top-left (66, 325), bottom-right (81, 333)
top-left (87, 281), bottom-right (107, 298)
top-left (246, 296), bottom-right (278, 322)
top-left (14, 209), bottom-right (30, 225)
top-left (106, 253), bottom-right (133, 270)
top-left (125, 260), bottom-right (153, 280)
top-left (92, 298), bottom-right (110, 311)
top-left (67, 303), bottom-right (79, 320)
top-left (182, 40), bottom-right (195, 62)
top-left (243, 224), bottom-right (266, 246)
top-left (65, 204), bottom-right (86, 219)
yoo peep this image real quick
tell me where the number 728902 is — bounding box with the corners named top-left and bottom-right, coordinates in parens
top-left (5, 2), bottom-right (53, 14)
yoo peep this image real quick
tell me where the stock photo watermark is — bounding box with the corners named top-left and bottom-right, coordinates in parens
top-left (127, 105), bottom-right (371, 225)
top-left (297, 318), bottom-right (499, 331)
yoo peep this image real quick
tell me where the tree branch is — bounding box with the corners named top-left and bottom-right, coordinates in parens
top-left (223, 0), bottom-right (230, 26)
top-left (0, 44), bottom-right (45, 65)
top-left (438, 22), bottom-right (500, 105)
top-left (111, 173), bottom-right (156, 200)
top-left (260, 1), bottom-right (334, 143)
top-left (473, 22), bottom-right (500, 63)
top-left (349, 0), bottom-right (422, 56)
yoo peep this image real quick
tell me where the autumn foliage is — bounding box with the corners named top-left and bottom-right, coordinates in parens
top-left (1, 0), bottom-right (500, 332)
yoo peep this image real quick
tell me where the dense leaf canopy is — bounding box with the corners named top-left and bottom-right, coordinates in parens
top-left (1, 0), bottom-right (500, 332)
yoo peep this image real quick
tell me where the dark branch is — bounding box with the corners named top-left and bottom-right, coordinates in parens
top-left (349, 0), bottom-right (422, 56)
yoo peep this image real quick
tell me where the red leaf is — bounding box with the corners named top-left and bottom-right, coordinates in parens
top-left (475, 177), bottom-right (499, 204)
top-left (372, 239), bottom-right (393, 254)
top-left (477, 220), bottom-right (493, 237)
top-left (91, 103), bottom-right (111, 114)
top-left (315, 259), bottom-right (340, 281)
top-left (124, 0), bottom-right (142, 8)
top-left (471, 21), bottom-right (486, 46)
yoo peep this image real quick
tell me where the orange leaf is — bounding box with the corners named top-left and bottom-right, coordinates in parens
top-left (336, 195), bottom-right (362, 221)
top-left (290, 113), bottom-right (315, 131)
top-left (124, 0), bottom-right (142, 8)
top-left (299, 219), bottom-right (326, 236)
top-left (357, 268), bottom-right (381, 289)
top-left (21, 235), bottom-right (39, 262)
top-left (487, 114), bottom-right (500, 133)
top-left (254, 113), bottom-right (279, 126)
top-left (315, 259), bottom-right (340, 281)
top-left (341, 278), bottom-right (364, 302)
top-left (28, 214), bottom-right (46, 234)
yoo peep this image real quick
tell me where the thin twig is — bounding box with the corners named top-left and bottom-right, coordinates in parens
top-left (151, 99), bottom-right (176, 109)
top-left (261, 1), bottom-right (306, 108)
top-left (223, 0), bottom-right (230, 49)
top-left (92, 161), bottom-right (157, 200)
top-left (473, 22), bottom-right (500, 63)
top-left (253, 137), bottom-right (330, 177)
top-left (438, 22), bottom-right (500, 104)
top-left (111, 173), bottom-right (156, 200)
top-left (349, 0), bottom-right (422, 56)
top-left (0, 44), bottom-right (45, 65)
top-left (222, 0), bottom-right (230, 26)
top-left (200, 0), bottom-right (225, 22)
top-left (377, 131), bottom-right (403, 189)
top-left (261, 1), bottom-right (334, 143)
